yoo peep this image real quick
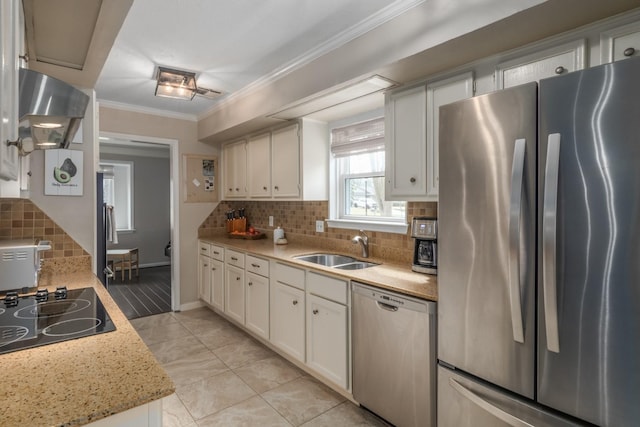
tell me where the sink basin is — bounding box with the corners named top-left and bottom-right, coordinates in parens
top-left (334, 261), bottom-right (379, 270)
top-left (293, 253), bottom-right (379, 269)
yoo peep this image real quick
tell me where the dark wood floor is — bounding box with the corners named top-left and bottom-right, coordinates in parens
top-left (107, 265), bottom-right (171, 320)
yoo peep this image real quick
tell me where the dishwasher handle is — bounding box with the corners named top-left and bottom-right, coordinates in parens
top-left (377, 301), bottom-right (399, 312)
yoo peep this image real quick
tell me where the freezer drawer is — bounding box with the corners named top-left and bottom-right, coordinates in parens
top-left (438, 365), bottom-right (586, 427)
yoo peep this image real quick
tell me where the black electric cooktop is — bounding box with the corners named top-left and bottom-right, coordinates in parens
top-left (0, 287), bottom-right (116, 355)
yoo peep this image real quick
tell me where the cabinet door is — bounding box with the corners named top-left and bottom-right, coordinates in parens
top-left (223, 141), bottom-right (247, 198)
top-left (270, 281), bottom-right (305, 362)
top-left (601, 22), bottom-right (640, 63)
top-left (246, 271), bottom-right (269, 340)
top-left (271, 124), bottom-right (300, 198)
top-left (425, 72), bottom-right (474, 199)
top-left (385, 85), bottom-right (427, 200)
top-left (198, 254), bottom-right (211, 303)
top-left (306, 294), bottom-right (348, 389)
top-left (0, 0), bottom-right (19, 180)
top-left (247, 133), bottom-right (271, 198)
top-left (225, 264), bottom-right (245, 324)
top-left (496, 39), bottom-right (586, 89)
top-left (210, 258), bottom-right (224, 311)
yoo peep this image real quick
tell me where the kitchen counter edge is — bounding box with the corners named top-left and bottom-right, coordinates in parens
top-left (200, 235), bottom-right (437, 301)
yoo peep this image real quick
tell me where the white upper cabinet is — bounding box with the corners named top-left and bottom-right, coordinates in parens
top-left (222, 118), bottom-right (328, 201)
top-left (271, 124), bottom-right (300, 198)
top-left (385, 85), bottom-right (427, 201)
top-left (385, 72), bottom-right (473, 201)
top-left (425, 72), bottom-right (474, 199)
top-left (0, 0), bottom-right (20, 181)
top-left (495, 39), bottom-right (587, 89)
top-left (223, 140), bottom-right (247, 199)
top-left (601, 21), bottom-right (640, 63)
top-left (247, 132), bottom-right (272, 198)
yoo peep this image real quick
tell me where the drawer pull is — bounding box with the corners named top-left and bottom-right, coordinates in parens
top-left (213, 251), bottom-right (220, 255)
top-left (313, 309), bottom-right (319, 315)
top-left (292, 300), bottom-right (298, 305)
top-left (231, 256), bottom-right (238, 261)
top-left (236, 276), bottom-right (241, 281)
top-left (248, 281), bottom-right (253, 286)
top-left (251, 263), bottom-right (260, 268)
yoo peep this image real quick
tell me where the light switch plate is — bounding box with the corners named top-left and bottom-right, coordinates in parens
top-left (316, 220), bottom-right (324, 233)
top-left (269, 216), bottom-right (274, 227)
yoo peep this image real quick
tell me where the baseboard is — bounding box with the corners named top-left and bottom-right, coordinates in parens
top-left (139, 261), bottom-right (171, 269)
top-left (180, 300), bottom-right (204, 311)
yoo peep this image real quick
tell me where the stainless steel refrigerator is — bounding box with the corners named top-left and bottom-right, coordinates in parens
top-left (437, 56), bottom-right (640, 426)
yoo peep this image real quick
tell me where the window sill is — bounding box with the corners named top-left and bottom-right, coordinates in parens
top-left (326, 219), bottom-right (408, 234)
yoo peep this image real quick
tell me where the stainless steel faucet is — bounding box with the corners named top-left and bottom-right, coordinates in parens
top-left (351, 230), bottom-right (369, 258)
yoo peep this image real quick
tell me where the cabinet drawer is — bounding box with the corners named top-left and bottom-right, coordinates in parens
top-left (246, 254), bottom-right (269, 277)
top-left (273, 262), bottom-right (305, 290)
top-left (225, 249), bottom-right (245, 268)
top-left (307, 271), bottom-right (348, 305)
top-left (198, 241), bottom-right (211, 257)
top-left (210, 245), bottom-right (224, 261)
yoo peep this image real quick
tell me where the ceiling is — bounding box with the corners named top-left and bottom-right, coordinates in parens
top-left (94, 0), bottom-right (423, 120)
top-left (23, 0), bottom-right (640, 142)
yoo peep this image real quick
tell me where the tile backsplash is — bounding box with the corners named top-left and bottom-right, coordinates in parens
top-left (199, 200), bottom-right (437, 265)
top-left (0, 199), bottom-right (91, 274)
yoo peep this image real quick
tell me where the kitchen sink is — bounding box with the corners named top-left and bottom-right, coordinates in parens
top-left (293, 253), bottom-right (379, 269)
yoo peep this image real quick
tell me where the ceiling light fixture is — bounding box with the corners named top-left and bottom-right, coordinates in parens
top-left (155, 66), bottom-right (197, 100)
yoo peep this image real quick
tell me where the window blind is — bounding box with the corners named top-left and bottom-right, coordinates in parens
top-left (330, 117), bottom-right (384, 158)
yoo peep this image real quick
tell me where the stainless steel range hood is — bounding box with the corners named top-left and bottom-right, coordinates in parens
top-left (16, 68), bottom-right (90, 155)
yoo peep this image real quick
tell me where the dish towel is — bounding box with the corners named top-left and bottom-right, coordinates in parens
top-left (106, 204), bottom-right (119, 244)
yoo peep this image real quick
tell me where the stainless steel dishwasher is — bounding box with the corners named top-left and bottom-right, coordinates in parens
top-left (352, 281), bottom-right (436, 427)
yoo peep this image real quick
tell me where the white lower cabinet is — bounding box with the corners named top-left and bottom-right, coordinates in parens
top-left (198, 253), bottom-right (211, 304)
top-left (246, 271), bottom-right (269, 339)
top-left (210, 258), bottom-right (224, 311)
top-left (270, 278), bottom-right (305, 362)
top-left (306, 293), bottom-right (348, 389)
top-left (225, 264), bottom-right (245, 324)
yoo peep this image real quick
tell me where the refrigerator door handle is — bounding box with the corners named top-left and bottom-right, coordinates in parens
top-left (449, 378), bottom-right (534, 427)
top-left (543, 133), bottom-right (561, 353)
top-left (508, 138), bottom-right (526, 343)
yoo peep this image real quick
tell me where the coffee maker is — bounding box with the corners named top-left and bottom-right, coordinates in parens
top-left (411, 217), bottom-right (437, 275)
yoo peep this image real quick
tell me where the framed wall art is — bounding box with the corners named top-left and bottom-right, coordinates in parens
top-left (44, 149), bottom-right (83, 196)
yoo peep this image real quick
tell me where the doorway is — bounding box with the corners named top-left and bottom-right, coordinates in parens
top-left (98, 132), bottom-right (181, 318)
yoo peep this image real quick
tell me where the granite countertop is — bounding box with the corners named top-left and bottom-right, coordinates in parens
top-left (200, 234), bottom-right (438, 301)
top-left (0, 271), bottom-right (175, 427)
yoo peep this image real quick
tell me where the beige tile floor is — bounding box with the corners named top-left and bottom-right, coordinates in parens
top-left (131, 307), bottom-right (390, 427)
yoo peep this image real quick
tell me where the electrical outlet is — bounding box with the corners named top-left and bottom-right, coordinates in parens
top-left (316, 220), bottom-right (325, 233)
top-left (269, 216), bottom-right (274, 227)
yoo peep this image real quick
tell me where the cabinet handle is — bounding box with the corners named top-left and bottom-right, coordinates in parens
top-left (228, 188), bottom-right (233, 192)
top-left (231, 257), bottom-right (238, 261)
top-left (263, 186), bottom-right (268, 191)
top-left (410, 177), bottom-right (416, 183)
top-left (624, 47), bottom-right (636, 57)
top-left (211, 267), bottom-right (216, 271)
top-left (251, 263), bottom-right (260, 268)
top-left (235, 188), bottom-right (240, 192)
top-left (313, 309), bottom-right (319, 315)
top-left (236, 276), bottom-right (241, 281)
top-left (201, 247), bottom-right (207, 251)
top-left (248, 281), bottom-right (253, 286)
top-left (203, 263), bottom-right (208, 267)
top-left (554, 66), bottom-right (565, 75)
top-left (213, 251), bottom-right (220, 255)
top-left (274, 185), bottom-right (279, 191)
top-left (292, 300), bottom-right (298, 305)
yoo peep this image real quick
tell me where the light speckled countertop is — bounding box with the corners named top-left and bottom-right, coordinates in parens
top-left (0, 271), bottom-right (175, 427)
top-left (201, 234), bottom-right (438, 301)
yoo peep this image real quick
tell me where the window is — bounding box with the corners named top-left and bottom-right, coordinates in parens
top-left (100, 161), bottom-right (134, 231)
top-left (328, 116), bottom-right (407, 233)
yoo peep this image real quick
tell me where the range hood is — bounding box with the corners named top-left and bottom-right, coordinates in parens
top-left (15, 68), bottom-right (89, 155)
